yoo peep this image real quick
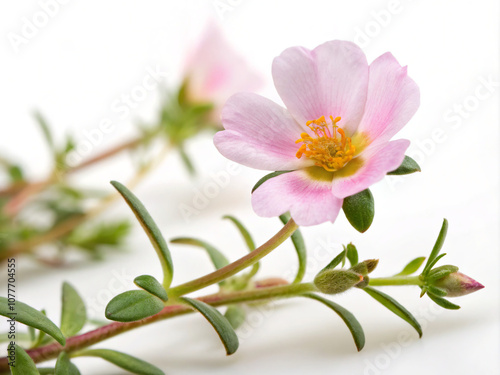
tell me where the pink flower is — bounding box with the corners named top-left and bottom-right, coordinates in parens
top-left (183, 22), bottom-right (264, 116)
top-left (214, 41), bottom-right (420, 226)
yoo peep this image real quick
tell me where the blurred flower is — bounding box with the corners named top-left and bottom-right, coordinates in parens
top-left (182, 22), bottom-right (264, 120)
top-left (214, 40), bottom-right (419, 226)
top-left (434, 271), bottom-right (484, 297)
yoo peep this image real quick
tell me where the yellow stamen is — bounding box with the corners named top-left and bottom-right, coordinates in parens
top-left (295, 116), bottom-right (356, 172)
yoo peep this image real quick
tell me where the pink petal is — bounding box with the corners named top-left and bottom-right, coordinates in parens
top-left (331, 139), bottom-right (410, 199)
top-left (251, 169), bottom-right (342, 226)
top-left (214, 93), bottom-right (314, 171)
top-left (355, 53), bottom-right (420, 144)
top-left (272, 41), bottom-right (369, 135)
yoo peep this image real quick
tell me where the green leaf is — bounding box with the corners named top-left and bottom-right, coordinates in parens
top-left (181, 297), bottom-right (239, 355)
top-left (395, 257), bottom-right (426, 276)
top-left (76, 349), bottom-right (164, 375)
top-left (320, 249), bottom-right (347, 273)
top-left (9, 344), bottom-right (39, 375)
top-left (55, 352), bottom-right (80, 375)
top-left (65, 220), bottom-right (131, 253)
top-left (251, 171), bottom-right (293, 193)
top-left (279, 213), bottom-right (307, 283)
top-left (422, 219), bottom-right (448, 276)
top-left (346, 243), bottom-right (359, 267)
top-left (426, 265), bottom-right (459, 282)
top-left (111, 181), bottom-right (174, 287)
top-left (424, 253), bottom-right (447, 275)
top-left (427, 285), bottom-right (448, 297)
top-left (387, 156), bottom-right (421, 175)
top-left (363, 287), bottom-right (422, 338)
top-left (0, 298), bottom-right (65, 346)
top-left (178, 145), bottom-right (196, 176)
top-left (223, 215), bottom-right (259, 277)
top-left (427, 293), bottom-right (460, 310)
top-left (342, 189), bottom-right (375, 233)
top-left (34, 111), bottom-right (55, 153)
top-left (105, 290), bottom-right (164, 322)
top-left (134, 275), bottom-right (168, 302)
top-left (302, 293), bottom-right (365, 351)
top-left (224, 305), bottom-right (246, 330)
top-left (60, 282), bottom-right (87, 337)
top-left (8, 165), bottom-right (24, 183)
top-left (171, 237), bottom-right (229, 270)
top-left (37, 368), bottom-right (55, 375)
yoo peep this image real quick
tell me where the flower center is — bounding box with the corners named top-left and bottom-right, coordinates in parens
top-left (295, 116), bottom-right (355, 172)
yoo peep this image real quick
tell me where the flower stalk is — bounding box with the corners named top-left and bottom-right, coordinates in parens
top-left (168, 218), bottom-right (299, 296)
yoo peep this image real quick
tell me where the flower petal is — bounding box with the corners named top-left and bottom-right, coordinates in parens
top-left (272, 40), bottom-right (369, 135)
top-left (355, 52), bottom-right (420, 144)
top-left (331, 139), bottom-right (410, 199)
top-left (251, 169), bottom-right (342, 226)
top-left (214, 92), bottom-right (313, 171)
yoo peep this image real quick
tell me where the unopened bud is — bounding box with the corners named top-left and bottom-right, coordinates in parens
top-left (434, 272), bottom-right (484, 297)
top-left (349, 259), bottom-right (379, 276)
top-left (314, 269), bottom-right (363, 294)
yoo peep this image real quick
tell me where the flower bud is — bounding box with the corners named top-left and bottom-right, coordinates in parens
top-left (350, 259), bottom-right (379, 276)
top-left (314, 269), bottom-right (363, 294)
top-left (433, 272), bottom-right (484, 297)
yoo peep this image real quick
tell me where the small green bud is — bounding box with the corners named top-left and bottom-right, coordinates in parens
top-left (314, 269), bottom-right (363, 294)
top-left (349, 259), bottom-right (379, 276)
top-left (433, 272), bottom-right (484, 297)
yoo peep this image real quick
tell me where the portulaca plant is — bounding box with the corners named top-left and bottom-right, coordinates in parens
top-left (0, 40), bottom-right (483, 375)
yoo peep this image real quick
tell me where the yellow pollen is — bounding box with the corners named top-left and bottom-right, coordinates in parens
top-left (295, 116), bottom-right (356, 172)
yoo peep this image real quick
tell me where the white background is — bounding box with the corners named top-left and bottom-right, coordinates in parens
top-left (1, 1), bottom-right (499, 374)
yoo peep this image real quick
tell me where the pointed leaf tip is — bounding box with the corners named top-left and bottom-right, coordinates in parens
top-left (363, 287), bottom-right (422, 338)
top-left (181, 297), bottom-right (239, 355)
top-left (134, 275), bottom-right (169, 301)
top-left (387, 155), bottom-right (421, 175)
top-left (302, 293), bottom-right (365, 351)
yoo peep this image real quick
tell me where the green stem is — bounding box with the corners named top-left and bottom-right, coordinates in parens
top-left (0, 281), bottom-right (315, 371)
top-left (168, 219), bottom-right (299, 296)
top-left (368, 275), bottom-right (422, 287)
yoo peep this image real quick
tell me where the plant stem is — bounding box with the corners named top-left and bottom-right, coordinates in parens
top-left (0, 281), bottom-right (315, 371)
top-left (168, 219), bottom-right (299, 296)
top-left (0, 143), bottom-right (171, 263)
top-left (368, 276), bottom-right (422, 287)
